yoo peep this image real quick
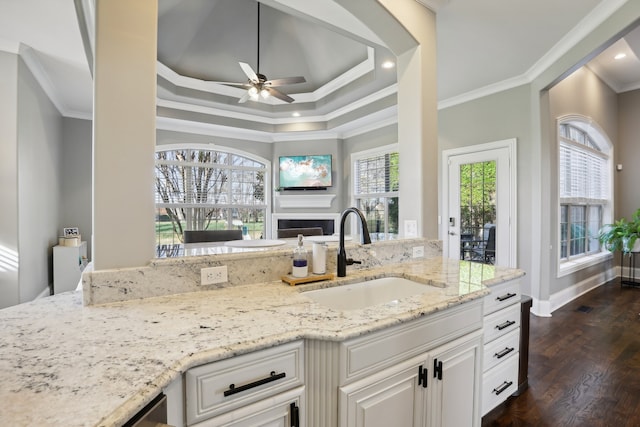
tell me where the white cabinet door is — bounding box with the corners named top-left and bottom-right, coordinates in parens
top-left (428, 331), bottom-right (482, 427)
top-left (192, 387), bottom-right (303, 427)
top-left (339, 355), bottom-right (428, 427)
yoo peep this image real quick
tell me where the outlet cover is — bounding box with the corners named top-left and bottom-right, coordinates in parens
top-left (404, 220), bottom-right (418, 238)
top-left (201, 266), bottom-right (228, 285)
top-left (412, 246), bottom-right (425, 258)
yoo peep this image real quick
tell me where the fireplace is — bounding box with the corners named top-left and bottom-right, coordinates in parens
top-left (272, 213), bottom-right (341, 239)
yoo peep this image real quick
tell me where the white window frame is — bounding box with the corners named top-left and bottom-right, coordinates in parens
top-left (557, 116), bottom-right (613, 277)
top-left (350, 143), bottom-right (399, 238)
top-left (155, 143), bottom-right (271, 243)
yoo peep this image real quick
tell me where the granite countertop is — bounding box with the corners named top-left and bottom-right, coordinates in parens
top-left (0, 258), bottom-right (524, 427)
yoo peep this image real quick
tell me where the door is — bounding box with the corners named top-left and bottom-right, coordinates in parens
top-left (339, 356), bottom-right (427, 427)
top-left (428, 332), bottom-right (482, 427)
top-left (442, 139), bottom-right (516, 267)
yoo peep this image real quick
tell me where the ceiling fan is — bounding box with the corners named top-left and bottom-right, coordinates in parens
top-left (213, 3), bottom-right (306, 104)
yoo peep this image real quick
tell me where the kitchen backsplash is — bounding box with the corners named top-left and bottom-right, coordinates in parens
top-left (82, 238), bottom-right (442, 305)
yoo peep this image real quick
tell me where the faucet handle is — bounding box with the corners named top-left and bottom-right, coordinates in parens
top-left (346, 258), bottom-right (361, 266)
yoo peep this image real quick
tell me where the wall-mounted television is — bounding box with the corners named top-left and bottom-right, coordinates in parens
top-left (278, 154), bottom-right (332, 190)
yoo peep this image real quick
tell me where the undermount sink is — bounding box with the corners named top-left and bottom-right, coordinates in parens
top-left (302, 276), bottom-right (432, 311)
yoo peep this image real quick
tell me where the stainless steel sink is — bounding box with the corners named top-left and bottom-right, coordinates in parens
top-left (302, 276), bottom-right (432, 310)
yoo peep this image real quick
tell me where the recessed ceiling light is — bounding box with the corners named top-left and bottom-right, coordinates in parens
top-left (292, 112), bottom-right (301, 117)
top-left (615, 53), bottom-right (627, 60)
top-left (381, 60), bottom-right (395, 69)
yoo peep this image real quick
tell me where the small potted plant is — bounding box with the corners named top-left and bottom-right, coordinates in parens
top-left (598, 208), bottom-right (640, 254)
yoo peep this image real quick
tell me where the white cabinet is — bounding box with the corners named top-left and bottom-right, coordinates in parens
top-left (428, 333), bottom-right (482, 427)
top-left (185, 340), bottom-right (304, 427)
top-left (340, 354), bottom-right (428, 427)
top-left (306, 299), bottom-right (484, 427)
top-left (53, 242), bottom-right (87, 294)
top-left (339, 331), bottom-right (482, 427)
top-left (481, 278), bottom-right (521, 416)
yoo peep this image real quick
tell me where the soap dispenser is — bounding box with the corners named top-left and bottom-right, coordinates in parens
top-left (292, 234), bottom-right (308, 278)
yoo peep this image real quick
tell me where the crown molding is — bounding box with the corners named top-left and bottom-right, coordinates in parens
top-left (158, 47), bottom-right (375, 106)
top-left (437, 0), bottom-right (631, 110)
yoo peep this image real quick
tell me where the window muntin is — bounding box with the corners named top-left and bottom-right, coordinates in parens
top-left (155, 147), bottom-right (268, 246)
top-left (558, 122), bottom-right (610, 263)
top-left (353, 149), bottom-right (399, 239)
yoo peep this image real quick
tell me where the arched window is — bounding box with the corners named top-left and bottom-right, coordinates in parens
top-left (155, 145), bottom-right (269, 246)
top-left (558, 117), bottom-right (612, 270)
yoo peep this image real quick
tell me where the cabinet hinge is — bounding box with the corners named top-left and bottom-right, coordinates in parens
top-left (290, 402), bottom-right (300, 427)
top-left (418, 365), bottom-right (428, 388)
top-left (434, 359), bottom-right (443, 381)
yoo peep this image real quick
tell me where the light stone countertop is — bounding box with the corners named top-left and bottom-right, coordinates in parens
top-left (0, 258), bottom-right (524, 427)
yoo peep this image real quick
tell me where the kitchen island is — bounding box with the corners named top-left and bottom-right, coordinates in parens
top-left (0, 255), bottom-right (524, 426)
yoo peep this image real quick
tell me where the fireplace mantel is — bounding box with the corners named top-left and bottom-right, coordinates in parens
top-left (274, 194), bottom-right (336, 209)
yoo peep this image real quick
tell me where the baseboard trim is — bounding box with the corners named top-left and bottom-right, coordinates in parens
top-left (531, 266), bottom-right (617, 317)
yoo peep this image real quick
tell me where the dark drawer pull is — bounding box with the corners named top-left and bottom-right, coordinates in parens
top-left (496, 292), bottom-right (517, 302)
top-left (224, 371), bottom-right (286, 397)
top-left (493, 381), bottom-right (513, 395)
top-left (494, 347), bottom-right (515, 359)
top-left (495, 320), bottom-right (516, 331)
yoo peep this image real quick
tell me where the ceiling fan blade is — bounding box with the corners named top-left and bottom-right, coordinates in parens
top-left (238, 91), bottom-right (251, 103)
top-left (267, 87), bottom-right (295, 103)
top-left (208, 81), bottom-right (251, 88)
top-left (239, 62), bottom-right (259, 83)
top-left (265, 76), bottom-right (306, 86)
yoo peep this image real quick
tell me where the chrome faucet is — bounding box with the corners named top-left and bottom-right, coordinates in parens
top-left (337, 207), bottom-right (372, 277)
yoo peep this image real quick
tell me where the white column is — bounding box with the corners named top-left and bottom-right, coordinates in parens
top-left (92, 0), bottom-right (157, 269)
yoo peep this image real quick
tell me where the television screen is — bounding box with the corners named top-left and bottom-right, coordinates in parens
top-left (279, 154), bottom-right (332, 189)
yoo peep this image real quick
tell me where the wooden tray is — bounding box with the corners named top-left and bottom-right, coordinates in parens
top-left (281, 273), bottom-right (334, 286)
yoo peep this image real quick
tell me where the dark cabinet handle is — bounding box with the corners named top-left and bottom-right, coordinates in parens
top-left (496, 292), bottom-right (517, 302)
top-left (495, 320), bottom-right (516, 330)
top-left (290, 402), bottom-right (300, 427)
top-left (494, 347), bottom-right (515, 359)
top-left (224, 371), bottom-right (286, 397)
top-left (493, 381), bottom-right (513, 395)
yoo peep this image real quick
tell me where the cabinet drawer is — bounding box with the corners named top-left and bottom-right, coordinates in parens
top-left (483, 279), bottom-right (521, 315)
top-left (482, 329), bottom-right (519, 372)
top-left (340, 299), bottom-right (483, 384)
top-left (482, 352), bottom-right (518, 416)
top-left (483, 304), bottom-right (520, 344)
top-left (186, 340), bottom-right (304, 425)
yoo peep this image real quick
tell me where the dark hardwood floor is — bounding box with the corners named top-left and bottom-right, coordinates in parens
top-left (482, 279), bottom-right (640, 427)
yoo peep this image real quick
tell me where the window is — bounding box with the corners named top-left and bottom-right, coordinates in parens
top-left (352, 146), bottom-right (399, 239)
top-left (155, 146), bottom-right (269, 246)
top-left (558, 120), bottom-right (612, 268)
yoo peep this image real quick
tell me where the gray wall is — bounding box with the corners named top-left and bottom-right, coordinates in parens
top-left (545, 66), bottom-right (618, 294)
top-left (618, 89), bottom-right (640, 219)
top-left (0, 51), bottom-right (19, 308)
top-left (438, 85), bottom-right (534, 295)
top-left (61, 117), bottom-right (93, 259)
top-left (16, 55), bottom-right (64, 305)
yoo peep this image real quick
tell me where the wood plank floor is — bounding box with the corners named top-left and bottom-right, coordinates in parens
top-left (482, 279), bottom-right (640, 427)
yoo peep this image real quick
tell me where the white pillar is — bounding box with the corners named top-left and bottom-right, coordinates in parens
top-left (92, 0), bottom-right (157, 269)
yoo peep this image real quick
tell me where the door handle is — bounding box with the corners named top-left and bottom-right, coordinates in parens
top-left (448, 231), bottom-right (456, 236)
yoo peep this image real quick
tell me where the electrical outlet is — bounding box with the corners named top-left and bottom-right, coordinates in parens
top-left (412, 246), bottom-right (425, 258)
top-left (404, 220), bottom-right (418, 238)
top-left (201, 266), bottom-right (228, 285)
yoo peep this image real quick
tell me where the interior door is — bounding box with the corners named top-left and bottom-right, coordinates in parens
top-left (444, 141), bottom-right (515, 267)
